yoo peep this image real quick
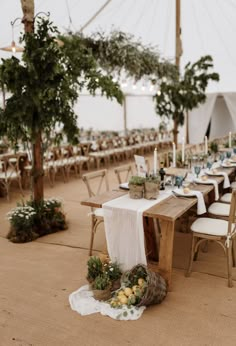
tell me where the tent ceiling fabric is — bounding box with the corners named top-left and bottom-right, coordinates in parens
top-left (0, 0), bottom-right (236, 92)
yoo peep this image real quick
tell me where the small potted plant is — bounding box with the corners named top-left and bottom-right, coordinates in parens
top-left (91, 272), bottom-right (111, 301)
top-left (128, 176), bottom-right (145, 199)
top-left (86, 256), bottom-right (103, 283)
top-left (144, 175), bottom-right (160, 199)
top-left (210, 141), bottom-right (218, 161)
top-left (103, 260), bottom-right (122, 291)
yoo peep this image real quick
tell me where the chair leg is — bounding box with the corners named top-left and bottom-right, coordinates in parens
top-left (232, 239), bottom-right (236, 267)
top-left (186, 234), bottom-right (196, 277)
top-left (89, 218), bottom-right (96, 256)
top-left (226, 242), bottom-right (233, 287)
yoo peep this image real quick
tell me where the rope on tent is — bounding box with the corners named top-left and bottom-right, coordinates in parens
top-left (80, 0), bottom-right (113, 32)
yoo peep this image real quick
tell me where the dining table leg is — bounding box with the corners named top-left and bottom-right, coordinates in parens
top-left (158, 218), bottom-right (175, 290)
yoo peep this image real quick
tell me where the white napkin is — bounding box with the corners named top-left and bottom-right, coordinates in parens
top-left (194, 178), bottom-right (219, 200)
top-left (174, 189), bottom-right (206, 215)
top-left (216, 171), bottom-right (230, 188)
top-left (193, 190), bottom-right (207, 215)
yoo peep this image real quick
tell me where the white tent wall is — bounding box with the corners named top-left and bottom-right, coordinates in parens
top-left (74, 95), bottom-right (124, 132)
top-left (74, 93), bottom-right (185, 140)
top-left (188, 93), bottom-right (236, 144)
top-left (210, 96), bottom-right (235, 140)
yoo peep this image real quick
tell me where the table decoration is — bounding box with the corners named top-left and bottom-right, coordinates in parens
top-left (172, 188), bottom-right (206, 214)
top-left (144, 175), bottom-right (160, 199)
top-left (194, 177), bottom-right (219, 200)
top-left (128, 175), bottom-right (145, 199)
top-left (103, 191), bottom-right (172, 271)
top-left (205, 169), bottom-right (230, 188)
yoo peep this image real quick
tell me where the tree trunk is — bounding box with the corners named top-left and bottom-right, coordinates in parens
top-left (20, 0), bottom-right (44, 201)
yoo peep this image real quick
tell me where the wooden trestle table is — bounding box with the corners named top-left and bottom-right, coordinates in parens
top-left (81, 167), bottom-right (235, 290)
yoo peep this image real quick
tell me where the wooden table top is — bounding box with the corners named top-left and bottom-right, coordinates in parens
top-left (81, 190), bottom-right (127, 208)
top-left (81, 166), bottom-right (235, 221)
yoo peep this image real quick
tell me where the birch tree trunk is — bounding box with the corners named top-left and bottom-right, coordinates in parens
top-left (20, 0), bottom-right (44, 202)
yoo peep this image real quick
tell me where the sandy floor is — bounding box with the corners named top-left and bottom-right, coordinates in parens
top-left (0, 156), bottom-right (236, 346)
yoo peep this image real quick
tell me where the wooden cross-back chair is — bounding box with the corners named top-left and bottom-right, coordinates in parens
top-left (114, 164), bottom-right (133, 184)
top-left (82, 169), bottom-right (109, 255)
top-left (0, 155), bottom-right (23, 201)
top-left (186, 189), bottom-right (236, 287)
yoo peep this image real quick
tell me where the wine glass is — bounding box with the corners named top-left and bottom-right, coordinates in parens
top-left (219, 153), bottom-right (225, 163)
top-left (226, 151), bottom-right (232, 159)
top-left (194, 165), bottom-right (201, 178)
top-left (175, 176), bottom-right (183, 188)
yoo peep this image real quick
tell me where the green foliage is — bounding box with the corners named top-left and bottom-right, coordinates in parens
top-left (92, 273), bottom-right (111, 290)
top-left (103, 261), bottom-right (122, 282)
top-left (145, 175), bottom-right (160, 184)
top-left (6, 197), bottom-right (67, 243)
top-left (129, 176), bottom-right (146, 186)
top-left (154, 55), bottom-right (220, 126)
top-left (210, 141), bottom-right (218, 153)
top-left (86, 256), bottom-right (103, 282)
top-left (61, 30), bottom-right (177, 86)
top-left (0, 19), bottom-right (80, 144)
top-left (59, 33), bottom-right (123, 104)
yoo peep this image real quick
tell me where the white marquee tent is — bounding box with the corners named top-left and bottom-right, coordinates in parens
top-left (1, 0), bottom-right (236, 142)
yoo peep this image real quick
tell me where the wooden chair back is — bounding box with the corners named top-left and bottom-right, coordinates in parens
top-left (82, 169), bottom-right (109, 198)
top-left (114, 164), bottom-right (133, 184)
top-left (228, 189), bottom-right (236, 236)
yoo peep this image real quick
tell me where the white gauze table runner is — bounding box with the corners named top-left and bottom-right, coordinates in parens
top-left (103, 190), bottom-right (172, 271)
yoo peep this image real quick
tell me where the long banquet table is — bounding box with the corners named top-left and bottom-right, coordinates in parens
top-left (81, 167), bottom-right (235, 290)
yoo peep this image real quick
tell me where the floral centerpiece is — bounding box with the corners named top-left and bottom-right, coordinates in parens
top-left (7, 198), bottom-right (67, 243)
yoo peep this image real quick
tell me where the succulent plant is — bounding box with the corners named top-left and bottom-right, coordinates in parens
top-left (92, 273), bottom-right (110, 290)
top-left (145, 175), bottom-right (160, 184)
top-left (129, 176), bottom-right (145, 186)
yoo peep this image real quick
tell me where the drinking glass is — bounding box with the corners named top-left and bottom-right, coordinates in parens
top-left (175, 176), bottom-right (183, 188)
top-left (226, 151), bottom-right (232, 159)
top-left (194, 165), bottom-right (201, 178)
top-left (233, 147), bottom-right (236, 154)
top-left (219, 153), bottom-right (225, 163)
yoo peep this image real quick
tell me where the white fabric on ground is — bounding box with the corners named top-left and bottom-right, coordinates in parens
top-left (69, 285), bottom-right (146, 320)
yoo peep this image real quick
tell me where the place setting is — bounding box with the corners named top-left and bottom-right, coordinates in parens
top-left (171, 175), bottom-right (207, 215)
